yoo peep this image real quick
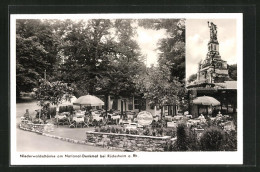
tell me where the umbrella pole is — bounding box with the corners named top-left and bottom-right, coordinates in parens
top-left (197, 105), bottom-right (199, 117)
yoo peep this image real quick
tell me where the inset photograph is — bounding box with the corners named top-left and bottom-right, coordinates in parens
top-left (186, 19), bottom-right (237, 148)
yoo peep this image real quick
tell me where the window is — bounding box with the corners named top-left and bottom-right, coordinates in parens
top-left (112, 99), bottom-right (118, 110)
top-left (134, 99), bottom-right (139, 109)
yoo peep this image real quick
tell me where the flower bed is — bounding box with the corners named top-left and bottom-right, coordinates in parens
top-left (95, 126), bottom-right (176, 138)
top-left (86, 131), bottom-right (176, 152)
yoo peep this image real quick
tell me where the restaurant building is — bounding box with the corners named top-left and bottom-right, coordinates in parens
top-left (107, 96), bottom-right (178, 117)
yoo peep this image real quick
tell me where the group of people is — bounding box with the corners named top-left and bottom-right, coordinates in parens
top-left (22, 109), bottom-right (48, 124)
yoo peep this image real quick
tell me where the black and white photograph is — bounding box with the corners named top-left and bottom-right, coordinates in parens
top-left (186, 19), bottom-right (238, 142)
top-left (10, 14), bottom-right (243, 165)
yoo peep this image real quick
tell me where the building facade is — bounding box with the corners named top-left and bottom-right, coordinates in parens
top-left (109, 96), bottom-right (178, 117)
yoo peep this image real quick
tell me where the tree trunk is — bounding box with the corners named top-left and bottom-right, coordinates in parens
top-left (161, 106), bottom-right (163, 120)
top-left (121, 100), bottom-right (123, 119)
top-left (124, 100), bottom-right (127, 118)
top-left (105, 94), bottom-right (108, 117)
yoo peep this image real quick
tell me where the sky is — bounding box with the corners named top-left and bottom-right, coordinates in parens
top-left (186, 19), bottom-right (237, 79)
top-left (135, 27), bottom-right (166, 67)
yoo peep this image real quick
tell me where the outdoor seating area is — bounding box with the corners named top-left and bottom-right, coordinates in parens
top-left (19, 93), bottom-right (237, 152)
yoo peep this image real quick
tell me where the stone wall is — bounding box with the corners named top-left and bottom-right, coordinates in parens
top-left (86, 131), bottom-right (175, 152)
top-left (19, 120), bottom-right (54, 133)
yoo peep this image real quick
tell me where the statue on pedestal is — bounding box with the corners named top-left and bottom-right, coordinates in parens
top-left (208, 21), bottom-right (217, 41)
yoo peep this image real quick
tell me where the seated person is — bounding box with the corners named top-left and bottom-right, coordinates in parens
top-left (217, 111), bottom-right (223, 117)
top-left (198, 114), bottom-right (206, 123)
top-left (23, 109), bottom-right (32, 120)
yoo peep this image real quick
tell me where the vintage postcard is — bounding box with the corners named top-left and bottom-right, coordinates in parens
top-left (10, 13), bottom-right (243, 165)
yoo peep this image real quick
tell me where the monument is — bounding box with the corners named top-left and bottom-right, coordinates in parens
top-left (187, 22), bottom-right (237, 117)
top-left (196, 22), bottom-right (229, 84)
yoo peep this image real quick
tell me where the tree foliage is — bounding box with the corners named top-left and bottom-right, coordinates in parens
top-left (58, 19), bottom-right (145, 98)
top-left (188, 73), bottom-right (197, 83)
top-left (16, 18), bottom-right (186, 109)
top-left (228, 64), bottom-right (237, 81)
top-left (134, 64), bottom-right (184, 116)
top-left (138, 19), bottom-right (186, 82)
top-left (16, 19), bottom-right (60, 96)
top-left (35, 79), bottom-right (74, 106)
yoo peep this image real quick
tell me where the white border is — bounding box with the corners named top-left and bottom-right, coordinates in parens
top-left (10, 13), bottom-right (243, 165)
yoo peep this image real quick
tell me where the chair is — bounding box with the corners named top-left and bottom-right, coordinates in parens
top-left (69, 120), bottom-right (76, 128)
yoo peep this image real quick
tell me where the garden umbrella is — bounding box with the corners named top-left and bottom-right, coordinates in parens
top-left (73, 95), bottom-right (104, 106)
top-left (193, 96), bottom-right (220, 106)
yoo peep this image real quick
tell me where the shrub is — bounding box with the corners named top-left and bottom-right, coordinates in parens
top-left (152, 130), bottom-right (156, 136)
top-left (164, 140), bottom-right (174, 151)
top-left (126, 129), bottom-right (130, 134)
top-left (94, 128), bottom-right (99, 132)
top-left (106, 126), bottom-right (111, 133)
top-left (151, 120), bottom-right (157, 129)
top-left (200, 126), bottom-right (225, 151)
top-left (232, 113), bottom-right (237, 130)
top-left (156, 128), bottom-right (163, 136)
top-left (130, 129), bottom-right (138, 135)
top-left (222, 130), bottom-right (237, 151)
top-left (164, 128), bottom-right (176, 138)
top-left (174, 122), bottom-right (189, 151)
top-left (187, 129), bottom-right (200, 151)
top-left (111, 127), bottom-right (116, 133)
top-left (100, 126), bottom-right (106, 132)
top-left (143, 128), bottom-right (150, 136)
top-left (118, 128), bottom-right (123, 134)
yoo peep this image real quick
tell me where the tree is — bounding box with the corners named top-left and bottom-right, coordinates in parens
top-left (16, 19), bottom-right (60, 97)
top-left (228, 64), bottom-right (237, 81)
top-left (134, 64), bottom-right (183, 118)
top-left (34, 79), bottom-right (74, 119)
top-left (59, 19), bottom-right (145, 99)
top-left (137, 19), bottom-right (186, 117)
top-left (58, 19), bottom-right (117, 95)
top-left (188, 73), bottom-right (197, 83)
top-left (138, 19), bottom-right (186, 82)
top-left (94, 19), bottom-right (146, 115)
